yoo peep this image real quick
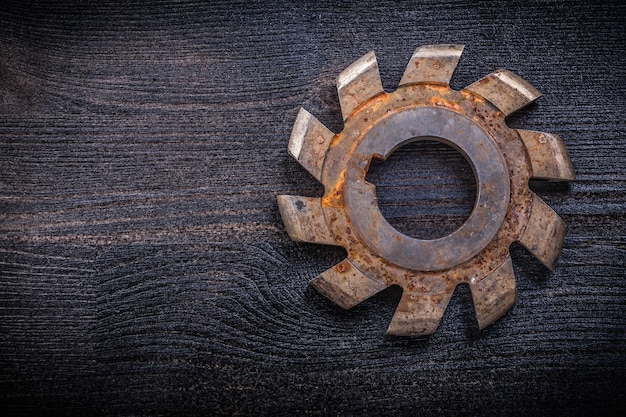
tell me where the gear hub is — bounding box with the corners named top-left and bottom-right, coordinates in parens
top-left (278, 45), bottom-right (575, 336)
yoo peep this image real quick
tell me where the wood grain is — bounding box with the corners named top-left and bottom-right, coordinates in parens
top-left (1, 1), bottom-right (625, 415)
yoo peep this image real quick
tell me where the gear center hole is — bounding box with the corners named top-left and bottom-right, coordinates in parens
top-left (365, 139), bottom-right (477, 240)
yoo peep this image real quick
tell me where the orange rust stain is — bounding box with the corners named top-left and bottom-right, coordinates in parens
top-left (335, 262), bottom-right (347, 273)
top-left (321, 170), bottom-right (346, 208)
top-left (430, 96), bottom-right (463, 113)
top-left (329, 133), bottom-right (342, 148)
top-left (431, 294), bottom-right (444, 304)
top-left (461, 89), bottom-right (486, 103)
top-left (369, 93), bottom-right (390, 113)
top-left (424, 84), bottom-right (450, 94)
top-left (347, 92), bottom-right (390, 120)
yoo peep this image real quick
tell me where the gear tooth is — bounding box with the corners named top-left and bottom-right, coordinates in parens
top-left (386, 290), bottom-right (453, 336)
top-left (465, 69), bottom-right (541, 116)
top-left (519, 193), bottom-right (566, 270)
top-left (310, 259), bottom-right (387, 309)
top-left (399, 44), bottom-right (464, 87)
top-left (470, 256), bottom-right (517, 330)
top-left (337, 51), bottom-right (384, 121)
top-left (518, 130), bottom-right (576, 181)
top-left (288, 108), bottom-right (335, 183)
top-left (277, 195), bottom-right (337, 246)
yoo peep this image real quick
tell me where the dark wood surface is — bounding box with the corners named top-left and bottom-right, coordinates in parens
top-left (1, 1), bottom-right (625, 415)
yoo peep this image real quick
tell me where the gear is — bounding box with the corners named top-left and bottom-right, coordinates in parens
top-left (278, 45), bottom-right (575, 336)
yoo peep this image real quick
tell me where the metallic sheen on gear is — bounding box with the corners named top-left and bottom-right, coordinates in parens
top-left (278, 45), bottom-right (575, 336)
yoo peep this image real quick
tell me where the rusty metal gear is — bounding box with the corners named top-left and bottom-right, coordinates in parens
top-left (278, 45), bottom-right (575, 336)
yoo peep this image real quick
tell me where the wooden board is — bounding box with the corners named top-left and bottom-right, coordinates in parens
top-left (1, 1), bottom-right (625, 415)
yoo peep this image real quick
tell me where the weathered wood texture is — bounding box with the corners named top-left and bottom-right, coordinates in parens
top-left (1, 1), bottom-right (625, 415)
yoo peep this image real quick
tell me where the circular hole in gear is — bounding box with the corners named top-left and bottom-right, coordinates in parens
top-left (365, 139), bottom-right (478, 240)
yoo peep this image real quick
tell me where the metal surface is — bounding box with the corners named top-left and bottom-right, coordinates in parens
top-left (278, 44), bottom-right (575, 336)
